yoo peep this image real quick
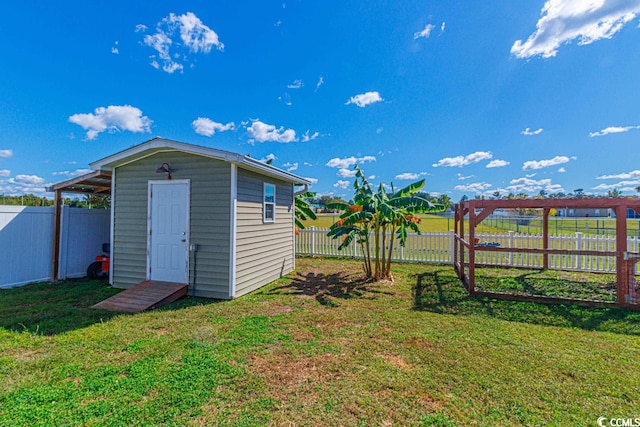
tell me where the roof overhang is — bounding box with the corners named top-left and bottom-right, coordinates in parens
top-left (90, 137), bottom-right (311, 185)
top-left (46, 170), bottom-right (113, 195)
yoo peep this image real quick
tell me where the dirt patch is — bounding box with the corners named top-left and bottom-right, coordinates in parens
top-left (292, 329), bottom-right (315, 341)
top-left (417, 392), bottom-right (443, 412)
top-left (379, 353), bottom-right (413, 370)
top-left (259, 303), bottom-right (294, 317)
top-left (249, 352), bottom-right (341, 401)
top-left (405, 337), bottom-right (436, 351)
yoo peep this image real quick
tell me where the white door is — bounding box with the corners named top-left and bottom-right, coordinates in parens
top-left (148, 181), bottom-right (189, 283)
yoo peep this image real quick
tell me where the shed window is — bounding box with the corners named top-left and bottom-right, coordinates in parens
top-left (264, 183), bottom-right (275, 223)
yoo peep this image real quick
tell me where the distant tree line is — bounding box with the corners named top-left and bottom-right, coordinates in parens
top-left (308, 192), bottom-right (451, 212)
top-left (0, 193), bottom-right (110, 208)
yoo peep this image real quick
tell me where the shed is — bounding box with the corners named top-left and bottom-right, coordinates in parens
top-left (55, 138), bottom-right (310, 299)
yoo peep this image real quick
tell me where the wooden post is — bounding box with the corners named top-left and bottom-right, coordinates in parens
top-left (453, 203), bottom-right (459, 270)
top-left (51, 189), bottom-right (62, 282)
top-left (459, 203), bottom-right (465, 281)
top-left (616, 204), bottom-right (628, 305)
top-left (468, 202), bottom-right (476, 294)
top-left (543, 207), bottom-right (550, 270)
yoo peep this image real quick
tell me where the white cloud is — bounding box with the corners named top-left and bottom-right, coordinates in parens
top-left (522, 155), bottom-right (570, 170)
top-left (0, 169), bottom-right (10, 177)
top-left (326, 155), bottom-right (376, 169)
top-left (454, 182), bottom-right (492, 193)
top-left (441, 22), bottom-right (446, 33)
top-left (337, 169), bottom-right (358, 178)
top-left (111, 41), bottom-right (119, 54)
top-left (283, 162), bottom-right (298, 172)
top-left (414, 23), bottom-right (436, 39)
top-left (521, 127), bottom-right (543, 136)
top-left (593, 180), bottom-right (640, 191)
top-left (505, 177), bottom-right (564, 194)
top-left (345, 91), bottom-right (383, 107)
top-left (135, 24), bottom-right (148, 32)
top-left (143, 12), bottom-right (223, 73)
top-left (191, 117), bottom-right (235, 136)
top-left (334, 180), bottom-right (351, 189)
top-left (246, 120), bottom-right (297, 143)
top-left (259, 153), bottom-right (276, 163)
top-left (287, 79), bottom-right (303, 89)
top-left (432, 151), bottom-right (493, 168)
top-left (0, 149), bottom-right (13, 158)
top-left (486, 159), bottom-right (510, 168)
top-left (15, 174), bottom-right (45, 185)
top-left (68, 105), bottom-right (152, 140)
top-left (457, 173), bottom-right (474, 180)
top-left (0, 174), bottom-right (50, 196)
top-left (597, 170), bottom-right (640, 179)
top-left (304, 177), bottom-right (318, 184)
top-left (511, 0), bottom-right (640, 59)
top-left (589, 125), bottom-right (640, 137)
top-left (395, 172), bottom-right (427, 180)
top-left (303, 162), bottom-right (313, 167)
top-left (301, 131), bottom-right (319, 142)
top-left (315, 76), bottom-right (324, 91)
top-left (558, 167), bottom-right (566, 173)
top-left (52, 169), bottom-right (92, 178)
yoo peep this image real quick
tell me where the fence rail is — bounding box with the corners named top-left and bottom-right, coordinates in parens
top-left (296, 227), bottom-right (640, 274)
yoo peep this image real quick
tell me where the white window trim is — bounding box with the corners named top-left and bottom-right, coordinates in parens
top-left (264, 183), bottom-right (276, 223)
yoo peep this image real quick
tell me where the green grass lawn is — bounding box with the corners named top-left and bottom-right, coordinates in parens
top-left (1, 259), bottom-right (639, 426)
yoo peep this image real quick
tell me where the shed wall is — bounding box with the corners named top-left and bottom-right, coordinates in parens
top-left (113, 152), bottom-right (231, 298)
top-left (235, 168), bottom-right (294, 297)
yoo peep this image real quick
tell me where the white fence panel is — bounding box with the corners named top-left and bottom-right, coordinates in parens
top-left (58, 206), bottom-right (110, 279)
top-left (296, 228), bottom-right (639, 274)
top-left (0, 205), bottom-right (111, 288)
top-left (0, 206), bottom-right (53, 288)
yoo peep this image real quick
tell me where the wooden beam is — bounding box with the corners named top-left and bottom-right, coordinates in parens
top-left (616, 205), bottom-right (628, 305)
top-left (51, 189), bottom-right (62, 282)
top-left (474, 207), bottom-right (495, 225)
top-left (468, 205), bottom-right (476, 293)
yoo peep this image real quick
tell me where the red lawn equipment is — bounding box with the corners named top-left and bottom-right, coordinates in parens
top-left (87, 243), bottom-right (110, 279)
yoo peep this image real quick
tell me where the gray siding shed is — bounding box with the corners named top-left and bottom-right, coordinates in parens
top-left (90, 138), bottom-right (309, 300)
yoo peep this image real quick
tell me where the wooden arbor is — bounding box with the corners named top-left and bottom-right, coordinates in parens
top-left (454, 198), bottom-right (640, 310)
top-left (47, 170), bottom-right (112, 281)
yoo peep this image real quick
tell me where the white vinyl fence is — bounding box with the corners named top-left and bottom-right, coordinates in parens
top-left (296, 227), bottom-right (640, 274)
top-left (0, 206), bottom-right (110, 288)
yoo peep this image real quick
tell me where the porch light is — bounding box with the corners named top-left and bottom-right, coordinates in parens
top-left (155, 162), bottom-right (172, 179)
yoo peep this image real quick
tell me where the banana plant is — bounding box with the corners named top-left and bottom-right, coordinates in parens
top-left (327, 166), bottom-right (443, 280)
top-left (295, 191), bottom-right (317, 231)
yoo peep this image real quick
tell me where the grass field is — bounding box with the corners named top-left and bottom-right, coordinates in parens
top-left (303, 213), bottom-right (504, 233)
top-left (1, 259), bottom-right (639, 426)
top-left (304, 213), bottom-right (640, 237)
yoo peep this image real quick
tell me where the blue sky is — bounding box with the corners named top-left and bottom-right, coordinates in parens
top-left (1, 0), bottom-right (640, 200)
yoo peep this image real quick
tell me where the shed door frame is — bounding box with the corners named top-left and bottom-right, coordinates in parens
top-left (147, 179), bottom-right (190, 283)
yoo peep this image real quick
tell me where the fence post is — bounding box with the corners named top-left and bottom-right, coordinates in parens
top-left (576, 232), bottom-right (582, 270)
top-left (508, 230), bottom-right (514, 265)
top-left (448, 230), bottom-right (455, 264)
top-left (310, 226), bottom-right (315, 256)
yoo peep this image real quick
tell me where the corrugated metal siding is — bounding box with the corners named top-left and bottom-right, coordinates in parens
top-left (113, 152), bottom-right (231, 298)
top-left (235, 168), bottom-right (294, 297)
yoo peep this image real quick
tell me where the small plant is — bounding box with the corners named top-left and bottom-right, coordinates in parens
top-left (327, 166), bottom-right (442, 280)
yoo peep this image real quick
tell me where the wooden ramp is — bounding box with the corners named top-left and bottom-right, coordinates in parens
top-left (92, 281), bottom-right (188, 313)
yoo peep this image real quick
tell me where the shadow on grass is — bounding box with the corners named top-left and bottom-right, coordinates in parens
top-left (269, 270), bottom-right (388, 306)
top-left (0, 278), bottom-right (216, 336)
top-left (412, 267), bottom-right (640, 336)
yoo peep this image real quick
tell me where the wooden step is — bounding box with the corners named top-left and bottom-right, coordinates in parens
top-left (92, 280), bottom-right (188, 313)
